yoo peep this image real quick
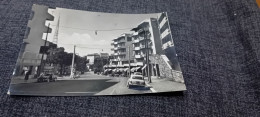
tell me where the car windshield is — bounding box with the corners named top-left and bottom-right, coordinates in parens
top-left (134, 72), bottom-right (142, 75)
top-left (132, 76), bottom-right (143, 80)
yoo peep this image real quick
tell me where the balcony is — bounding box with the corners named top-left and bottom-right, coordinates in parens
top-left (134, 47), bottom-right (140, 50)
top-left (111, 59), bottom-right (118, 61)
top-left (117, 45), bottom-right (126, 49)
top-left (114, 53), bottom-right (119, 55)
top-left (135, 55), bottom-right (144, 59)
top-left (118, 51), bottom-right (126, 55)
top-left (136, 62), bottom-right (143, 66)
top-left (140, 45), bottom-right (151, 49)
top-left (140, 45), bottom-right (146, 49)
top-left (114, 41), bottom-right (118, 45)
top-left (139, 37), bottom-right (145, 41)
top-left (118, 39), bottom-right (126, 43)
top-left (133, 39), bottom-right (140, 43)
top-left (114, 47), bottom-right (118, 50)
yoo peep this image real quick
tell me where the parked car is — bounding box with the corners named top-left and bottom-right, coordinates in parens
top-left (133, 72), bottom-right (142, 75)
top-left (37, 73), bottom-right (57, 82)
top-left (74, 74), bottom-right (80, 78)
top-left (127, 75), bottom-right (145, 88)
top-left (114, 73), bottom-right (120, 77)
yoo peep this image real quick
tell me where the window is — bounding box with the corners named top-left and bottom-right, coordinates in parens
top-left (127, 37), bottom-right (132, 42)
top-left (160, 22), bottom-right (169, 33)
top-left (162, 34), bottom-right (172, 44)
top-left (132, 76), bottom-right (144, 80)
top-left (158, 12), bottom-right (166, 23)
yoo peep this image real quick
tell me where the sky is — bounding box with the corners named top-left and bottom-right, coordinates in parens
top-left (44, 7), bottom-right (159, 57)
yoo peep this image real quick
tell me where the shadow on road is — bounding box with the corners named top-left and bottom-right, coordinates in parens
top-left (128, 86), bottom-right (150, 91)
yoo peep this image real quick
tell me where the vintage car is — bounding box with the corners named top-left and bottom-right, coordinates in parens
top-left (133, 72), bottom-right (142, 75)
top-left (127, 75), bottom-right (145, 88)
top-left (37, 73), bottom-right (57, 82)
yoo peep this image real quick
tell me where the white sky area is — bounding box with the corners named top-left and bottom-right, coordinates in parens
top-left (44, 8), bottom-right (159, 57)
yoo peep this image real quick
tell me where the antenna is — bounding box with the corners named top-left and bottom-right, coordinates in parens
top-left (53, 14), bottom-right (60, 44)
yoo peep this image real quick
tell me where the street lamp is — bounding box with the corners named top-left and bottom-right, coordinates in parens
top-left (70, 45), bottom-right (76, 79)
top-left (38, 23), bottom-right (50, 77)
top-left (144, 27), bottom-right (152, 83)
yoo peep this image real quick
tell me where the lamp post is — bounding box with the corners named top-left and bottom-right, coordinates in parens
top-left (70, 45), bottom-right (76, 78)
top-left (128, 46), bottom-right (131, 77)
top-left (38, 23), bottom-right (50, 77)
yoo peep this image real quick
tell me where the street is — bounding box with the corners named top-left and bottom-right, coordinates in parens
top-left (9, 72), bottom-right (151, 96)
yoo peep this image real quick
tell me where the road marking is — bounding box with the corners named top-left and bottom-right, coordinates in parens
top-left (150, 88), bottom-right (157, 93)
top-left (65, 92), bottom-right (95, 94)
top-left (145, 83), bottom-right (157, 93)
top-left (110, 88), bottom-right (116, 95)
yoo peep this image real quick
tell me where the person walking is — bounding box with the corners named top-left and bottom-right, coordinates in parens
top-left (24, 69), bottom-right (32, 81)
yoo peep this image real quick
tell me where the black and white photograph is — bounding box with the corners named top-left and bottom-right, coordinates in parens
top-left (8, 4), bottom-right (186, 96)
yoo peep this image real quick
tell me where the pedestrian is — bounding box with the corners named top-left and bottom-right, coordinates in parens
top-left (24, 69), bottom-right (32, 81)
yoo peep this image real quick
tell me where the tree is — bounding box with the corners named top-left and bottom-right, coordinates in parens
top-left (93, 57), bottom-right (109, 72)
top-left (46, 47), bottom-right (72, 75)
top-left (75, 55), bottom-right (87, 73)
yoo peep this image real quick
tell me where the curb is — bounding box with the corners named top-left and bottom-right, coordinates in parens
top-left (145, 83), bottom-right (157, 93)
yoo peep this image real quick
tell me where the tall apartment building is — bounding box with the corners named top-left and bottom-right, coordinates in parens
top-left (158, 12), bottom-right (181, 71)
top-left (14, 4), bottom-right (54, 76)
top-left (111, 33), bottom-right (134, 67)
top-left (131, 18), bottom-right (163, 66)
top-left (158, 12), bottom-right (174, 49)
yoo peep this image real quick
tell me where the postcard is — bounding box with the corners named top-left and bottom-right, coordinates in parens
top-left (8, 4), bottom-right (186, 96)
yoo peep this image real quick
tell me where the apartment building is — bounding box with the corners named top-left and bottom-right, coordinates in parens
top-left (131, 18), bottom-right (163, 66)
top-left (14, 4), bottom-right (54, 76)
top-left (111, 33), bottom-right (134, 67)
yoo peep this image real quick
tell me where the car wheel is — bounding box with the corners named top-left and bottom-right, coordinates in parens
top-left (128, 83), bottom-right (131, 88)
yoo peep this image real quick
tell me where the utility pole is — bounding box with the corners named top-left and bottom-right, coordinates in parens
top-left (70, 45), bottom-right (76, 78)
top-left (128, 46), bottom-right (131, 77)
top-left (144, 28), bottom-right (151, 83)
top-left (38, 23), bottom-right (50, 76)
top-left (100, 51), bottom-right (104, 72)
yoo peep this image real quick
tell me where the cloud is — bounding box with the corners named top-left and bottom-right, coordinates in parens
top-left (60, 33), bottom-right (108, 46)
top-left (57, 33), bottom-right (111, 56)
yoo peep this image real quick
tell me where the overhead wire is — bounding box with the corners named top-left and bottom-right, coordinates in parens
top-left (50, 24), bottom-right (134, 31)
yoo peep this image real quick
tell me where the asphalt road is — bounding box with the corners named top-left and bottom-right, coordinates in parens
top-left (9, 72), bottom-right (152, 96)
top-left (96, 76), bottom-right (151, 95)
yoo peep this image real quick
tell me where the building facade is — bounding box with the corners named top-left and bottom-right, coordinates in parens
top-left (86, 53), bottom-right (100, 65)
top-left (111, 33), bottom-right (134, 67)
top-left (131, 18), bottom-right (163, 67)
top-left (158, 12), bottom-right (174, 50)
top-left (107, 15), bottom-right (184, 83)
top-left (157, 12), bottom-right (182, 71)
top-left (14, 4), bottom-right (54, 76)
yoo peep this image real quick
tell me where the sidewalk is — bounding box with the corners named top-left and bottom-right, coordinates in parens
top-left (144, 76), bottom-right (186, 93)
top-left (11, 76), bottom-right (37, 84)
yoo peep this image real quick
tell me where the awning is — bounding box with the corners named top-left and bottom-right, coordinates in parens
top-left (118, 68), bottom-right (123, 72)
top-left (135, 67), bottom-right (141, 71)
top-left (141, 65), bottom-right (147, 70)
top-left (131, 67), bottom-right (136, 72)
top-left (124, 68), bottom-right (129, 71)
